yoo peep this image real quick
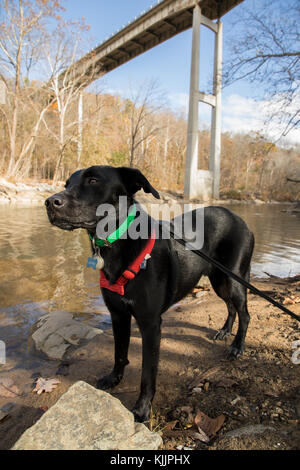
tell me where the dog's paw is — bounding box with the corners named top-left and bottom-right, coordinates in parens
top-left (226, 344), bottom-right (244, 360)
top-left (132, 408), bottom-right (150, 423)
top-left (214, 328), bottom-right (232, 341)
top-left (132, 402), bottom-right (151, 423)
top-left (96, 373), bottom-right (121, 390)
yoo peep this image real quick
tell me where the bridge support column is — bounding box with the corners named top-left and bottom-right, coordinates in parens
top-left (210, 20), bottom-right (222, 199)
top-left (184, 6), bottom-right (223, 201)
top-left (184, 4), bottom-right (201, 201)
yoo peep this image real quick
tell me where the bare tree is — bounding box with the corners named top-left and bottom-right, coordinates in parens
top-left (0, 0), bottom-right (65, 177)
top-left (40, 23), bottom-right (100, 183)
top-left (125, 79), bottom-right (165, 168)
top-left (224, 0), bottom-right (300, 138)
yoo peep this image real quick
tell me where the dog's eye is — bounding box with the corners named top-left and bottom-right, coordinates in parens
top-left (88, 178), bottom-right (98, 185)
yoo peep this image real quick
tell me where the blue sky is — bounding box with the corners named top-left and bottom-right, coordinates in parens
top-left (61, 0), bottom-right (299, 145)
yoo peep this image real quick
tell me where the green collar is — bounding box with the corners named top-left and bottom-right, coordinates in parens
top-left (89, 203), bottom-right (137, 247)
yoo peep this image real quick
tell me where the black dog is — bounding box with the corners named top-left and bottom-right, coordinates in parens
top-left (45, 165), bottom-right (254, 422)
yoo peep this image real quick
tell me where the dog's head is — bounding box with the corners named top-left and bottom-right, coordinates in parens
top-left (45, 165), bottom-right (160, 231)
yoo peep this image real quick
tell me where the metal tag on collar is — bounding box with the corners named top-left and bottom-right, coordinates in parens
top-left (86, 253), bottom-right (104, 270)
top-left (87, 237), bottom-right (105, 270)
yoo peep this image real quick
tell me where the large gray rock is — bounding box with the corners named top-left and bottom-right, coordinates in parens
top-left (12, 381), bottom-right (162, 450)
top-left (28, 312), bottom-right (103, 360)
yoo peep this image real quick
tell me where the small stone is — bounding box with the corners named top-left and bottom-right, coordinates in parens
top-left (221, 424), bottom-right (275, 439)
top-left (196, 291), bottom-right (207, 299)
top-left (274, 407), bottom-right (283, 414)
top-left (231, 396), bottom-right (241, 405)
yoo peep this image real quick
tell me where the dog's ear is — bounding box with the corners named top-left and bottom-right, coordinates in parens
top-left (117, 167), bottom-right (160, 199)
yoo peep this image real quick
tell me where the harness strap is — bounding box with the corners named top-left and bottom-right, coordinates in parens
top-left (100, 230), bottom-right (156, 295)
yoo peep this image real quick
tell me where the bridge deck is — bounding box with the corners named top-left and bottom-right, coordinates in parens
top-left (60, 0), bottom-right (242, 88)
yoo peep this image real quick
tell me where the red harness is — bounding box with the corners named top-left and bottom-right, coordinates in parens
top-left (100, 231), bottom-right (156, 296)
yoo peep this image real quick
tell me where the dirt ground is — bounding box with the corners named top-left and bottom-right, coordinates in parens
top-left (0, 276), bottom-right (299, 450)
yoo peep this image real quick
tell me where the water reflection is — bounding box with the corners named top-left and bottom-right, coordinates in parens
top-left (0, 206), bottom-right (108, 312)
top-left (224, 203), bottom-right (300, 278)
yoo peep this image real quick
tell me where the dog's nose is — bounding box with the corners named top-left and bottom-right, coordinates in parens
top-left (45, 195), bottom-right (65, 209)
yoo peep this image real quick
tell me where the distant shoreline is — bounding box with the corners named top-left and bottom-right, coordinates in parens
top-left (0, 178), bottom-right (298, 207)
top-left (0, 178), bottom-right (63, 206)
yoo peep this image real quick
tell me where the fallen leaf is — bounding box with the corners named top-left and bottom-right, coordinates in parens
top-left (204, 382), bottom-right (210, 391)
top-left (183, 423), bottom-right (194, 429)
top-left (194, 409), bottom-right (225, 442)
top-left (189, 366), bottom-right (221, 389)
top-left (33, 377), bottom-right (61, 395)
top-left (264, 391), bottom-right (279, 398)
top-left (215, 377), bottom-right (238, 388)
top-left (191, 430), bottom-right (210, 443)
top-left (164, 420), bottom-right (178, 431)
top-left (0, 378), bottom-right (21, 398)
top-left (283, 297), bottom-right (295, 305)
top-left (200, 367), bottom-right (221, 381)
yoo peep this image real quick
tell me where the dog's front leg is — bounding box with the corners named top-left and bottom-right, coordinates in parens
top-left (132, 319), bottom-right (161, 423)
top-left (97, 309), bottom-right (131, 390)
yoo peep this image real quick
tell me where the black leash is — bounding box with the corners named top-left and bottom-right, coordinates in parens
top-left (169, 230), bottom-right (300, 323)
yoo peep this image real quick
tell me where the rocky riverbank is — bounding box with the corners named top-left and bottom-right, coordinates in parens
top-left (1, 178), bottom-right (297, 207)
top-left (0, 179), bottom-right (63, 205)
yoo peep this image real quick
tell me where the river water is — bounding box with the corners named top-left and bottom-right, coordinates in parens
top-left (0, 202), bottom-right (299, 369)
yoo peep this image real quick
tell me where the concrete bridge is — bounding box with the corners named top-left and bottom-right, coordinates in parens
top-left (60, 0), bottom-right (243, 200)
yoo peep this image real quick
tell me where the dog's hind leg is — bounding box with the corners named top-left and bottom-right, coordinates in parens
top-left (97, 308), bottom-right (131, 390)
top-left (209, 268), bottom-right (250, 359)
top-left (214, 300), bottom-right (237, 340)
top-left (209, 272), bottom-right (237, 340)
top-left (227, 278), bottom-right (250, 359)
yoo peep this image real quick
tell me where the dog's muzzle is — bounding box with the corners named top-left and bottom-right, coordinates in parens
top-left (45, 194), bottom-right (66, 210)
